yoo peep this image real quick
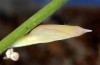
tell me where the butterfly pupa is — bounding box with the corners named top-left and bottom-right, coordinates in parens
top-left (11, 25), bottom-right (92, 48)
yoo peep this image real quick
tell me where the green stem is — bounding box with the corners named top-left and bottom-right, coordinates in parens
top-left (0, 0), bottom-right (66, 54)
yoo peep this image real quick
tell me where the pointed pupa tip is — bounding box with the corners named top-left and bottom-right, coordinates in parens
top-left (84, 29), bottom-right (92, 33)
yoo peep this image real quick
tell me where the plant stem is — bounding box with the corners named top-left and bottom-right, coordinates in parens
top-left (0, 0), bottom-right (66, 54)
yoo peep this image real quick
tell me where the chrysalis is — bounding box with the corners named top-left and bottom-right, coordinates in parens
top-left (11, 25), bottom-right (92, 48)
top-left (4, 25), bottom-right (92, 61)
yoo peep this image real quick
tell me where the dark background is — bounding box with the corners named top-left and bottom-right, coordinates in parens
top-left (0, 0), bottom-right (100, 65)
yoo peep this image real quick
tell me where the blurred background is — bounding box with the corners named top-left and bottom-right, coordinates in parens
top-left (0, 0), bottom-right (100, 65)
